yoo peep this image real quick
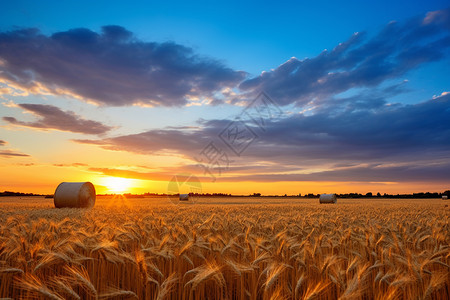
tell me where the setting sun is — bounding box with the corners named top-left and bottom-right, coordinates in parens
top-left (101, 176), bottom-right (134, 194)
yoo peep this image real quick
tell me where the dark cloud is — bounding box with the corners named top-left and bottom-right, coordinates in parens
top-left (251, 93), bottom-right (450, 162)
top-left (75, 93), bottom-right (450, 183)
top-left (239, 8), bottom-right (450, 106)
top-left (75, 128), bottom-right (211, 155)
top-left (222, 163), bottom-right (450, 183)
top-left (3, 104), bottom-right (112, 134)
top-left (0, 140), bottom-right (6, 146)
top-left (0, 26), bottom-right (246, 106)
top-left (0, 10), bottom-right (448, 108)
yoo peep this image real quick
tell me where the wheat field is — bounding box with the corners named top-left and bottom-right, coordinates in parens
top-left (0, 196), bottom-right (448, 299)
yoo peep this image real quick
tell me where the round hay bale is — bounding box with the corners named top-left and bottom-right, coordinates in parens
top-left (179, 193), bottom-right (189, 201)
top-left (54, 182), bottom-right (96, 208)
top-left (443, 195), bottom-right (448, 200)
top-left (319, 193), bottom-right (337, 204)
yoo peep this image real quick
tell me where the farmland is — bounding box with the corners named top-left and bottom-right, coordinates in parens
top-left (0, 196), bottom-right (448, 299)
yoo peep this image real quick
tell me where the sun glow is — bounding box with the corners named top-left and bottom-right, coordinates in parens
top-left (101, 176), bottom-right (134, 194)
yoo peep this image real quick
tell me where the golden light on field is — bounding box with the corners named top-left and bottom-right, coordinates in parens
top-left (100, 176), bottom-right (135, 194)
top-left (0, 196), bottom-right (448, 299)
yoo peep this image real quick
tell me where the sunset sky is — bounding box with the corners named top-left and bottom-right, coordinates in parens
top-left (1, 1), bottom-right (449, 195)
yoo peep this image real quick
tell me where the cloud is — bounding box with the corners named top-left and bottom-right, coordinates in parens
top-left (221, 163), bottom-right (450, 183)
top-left (252, 93), bottom-right (450, 161)
top-left (3, 103), bottom-right (113, 134)
top-left (0, 26), bottom-right (246, 106)
top-left (0, 150), bottom-right (30, 157)
top-left (89, 167), bottom-right (175, 182)
top-left (0, 140), bottom-right (30, 157)
top-left (53, 163), bottom-right (88, 167)
top-left (75, 128), bottom-right (211, 155)
top-left (0, 10), bottom-right (447, 109)
top-left (239, 8), bottom-right (450, 106)
top-left (74, 93), bottom-right (450, 183)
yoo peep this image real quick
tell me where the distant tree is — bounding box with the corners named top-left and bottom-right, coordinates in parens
top-left (376, 192), bottom-right (381, 197)
top-left (366, 192), bottom-right (373, 197)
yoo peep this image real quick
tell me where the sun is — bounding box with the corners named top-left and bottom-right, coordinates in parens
top-left (102, 177), bottom-right (133, 194)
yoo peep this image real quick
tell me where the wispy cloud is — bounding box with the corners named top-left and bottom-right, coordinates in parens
top-left (3, 103), bottom-right (113, 134)
top-left (53, 162), bottom-right (88, 167)
top-left (0, 139), bottom-right (30, 157)
top-left (0, 150), bottom-right (30, 157)
top-left (239, 8), bottom-right (450, 106)
top-left (0, 26), bottom-right (246, 106)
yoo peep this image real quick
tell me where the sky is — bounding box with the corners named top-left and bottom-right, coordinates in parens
top-left (0, 1), bottom-right (449, 195)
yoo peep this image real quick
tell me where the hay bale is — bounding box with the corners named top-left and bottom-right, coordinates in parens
top-left (54, 182), bottom-right (96, 208)
top-left (179, 194), bottom-right (189, 201)
top-left (319, 193), bottom-right (337, 204)
top-left (443, 195), bottom-right (448, 200)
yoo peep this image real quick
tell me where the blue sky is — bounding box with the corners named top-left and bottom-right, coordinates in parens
top-left (0, 1), bottom-right (449, 194)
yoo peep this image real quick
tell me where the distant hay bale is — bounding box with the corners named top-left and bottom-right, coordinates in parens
top-left (443, 195), bottom-right (448, 200)
top-left (179, 194), bottom-right (189, 201)
top-left (319, 194), bottom-right (337, 204)
top-left (54, 182), bottom-right (96, 208)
